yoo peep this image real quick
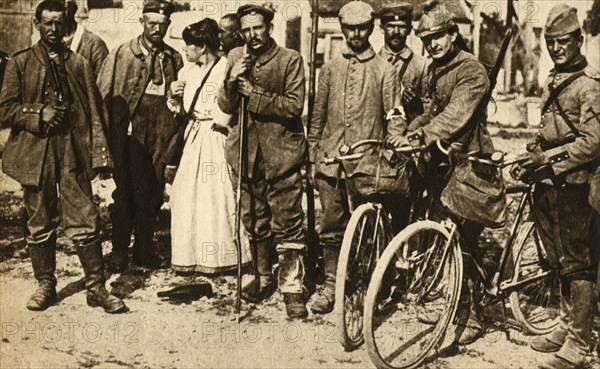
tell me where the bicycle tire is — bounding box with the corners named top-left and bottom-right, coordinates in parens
top-left (364, 221), bottom-right (463, 369)
top-left (508, 221), bottom-right (560, 335)
top-left (335, 203), bottom-right (392, 351)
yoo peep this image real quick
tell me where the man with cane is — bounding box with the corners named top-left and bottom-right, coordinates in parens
top-left (218, 4), bottom-right (309, 319)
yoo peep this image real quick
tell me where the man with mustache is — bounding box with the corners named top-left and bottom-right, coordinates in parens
top-left (97, 0), bottom-right (183, 271)
top-left (307, 1), bottom-right (402, 315)
top-left (218, 4), bottom-right (309, 319)
top-left (510, 4), bottom-right (600, 369)
top-left (378, 3), bottom-right (427, 124)
top-left (389, 0), bottom-right (497, 345)
top-left (0, 0), bottom-right (126, 313)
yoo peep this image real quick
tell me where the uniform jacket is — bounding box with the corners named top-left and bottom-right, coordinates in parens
top-left (96, 37), bottom-right (183, 166)
top-left (532, 56), bottom-right (600, 185)
top-left (409, 48), bottom-right (494, 155)
top-left (73, 28), bottom-right (109, 78)
top-left (379, 46), bottom-right (428, 98)
top-left (0, 41), bottom-right (109, 187)
top-left (308, 45), bottom-right (403, 178)
top-left (218, 41), bottom-right (306, 180)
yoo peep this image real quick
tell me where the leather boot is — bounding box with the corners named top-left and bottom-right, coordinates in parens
top-left (107, 241), bottom-right (129, 273)
top-left (532, 278), bottom-right (570, 353)
top-left (26, 241), bottom-right (57, 311)
top-left (77, 241), bottom-right (128, 314)
top-left (456, 279), bottom-right (485, 345)
top-left (539, 279), bottom-right (597, 369)
top-left (278, 249), bottom-right (308, 319)
top-left (311, 246), bottom-right (338, 315)
top-left (241, 238), bottom-right (275, 303)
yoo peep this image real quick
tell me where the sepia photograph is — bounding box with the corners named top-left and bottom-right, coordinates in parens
top-left (0, 0), bottom-right (599, 368)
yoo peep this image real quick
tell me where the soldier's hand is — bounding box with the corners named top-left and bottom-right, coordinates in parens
top-left (238, 77), bottom-right (253, 97)
top-left (229, 54), bottom-right (253, 80)
top-left (401, 87), bottom-right (416, 106)
top-left (211, 123), bottom-right (229, 136)
top-left (510, 163), bottom-right (527, 181)
top-left (169, 80), bottom-right (186, 97)
top-left (40, 104), bottom-right (66, 132)
top-left (95, 167), bottom-right (113, 180)
top-left (518, 150), bottom-right (548, 170)
top-left (386, 134), bottom-right (408, 148)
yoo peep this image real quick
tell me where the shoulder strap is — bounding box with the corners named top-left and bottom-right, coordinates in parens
top-left (398, 53), bottom-right (413, 81)
top-left (427, 59), bottom-right (466, 96)
top-left (541, 71), bottom-right (586, 114)
top-left (183, 58), bottom-right (220, 122)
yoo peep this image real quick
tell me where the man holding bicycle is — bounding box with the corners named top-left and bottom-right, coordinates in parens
top-left (388, 0), bottom-right (503, 345)
top-left (307, 0), bottom-right (403, 315)
top-left (511, 5), bottom-right (600, 369)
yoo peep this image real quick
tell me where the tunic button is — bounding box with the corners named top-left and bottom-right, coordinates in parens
top-left (346, 123), bottom-right (350, 127)
top-left (540, 123), bottom-right (544, 128)
top-left (22, 108), bottom-right (27, 113)
top-left (102, 147), bottom-right (106, 152)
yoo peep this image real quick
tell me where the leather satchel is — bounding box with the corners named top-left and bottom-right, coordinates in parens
top-left (345, 144), bottom-right (415, 198)
top-left (440, 157), bottom-right (507, 228)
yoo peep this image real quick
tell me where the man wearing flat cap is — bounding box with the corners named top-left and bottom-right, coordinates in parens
top-left (388, 0), bottom-right (500, 346)
top-left (218, 4), bottom-right (310, 319)
top-left (97, 0), bottom-right (183, 271)
top-left (307, 0), bottom-right (403, 315)
top-left (510, 4), bottom-right (600, 369)
top-left (378, 3), bottom-right (427, 124)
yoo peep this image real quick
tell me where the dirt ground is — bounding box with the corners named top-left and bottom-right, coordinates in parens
top-left (1, 134), bottom-right (599, 369)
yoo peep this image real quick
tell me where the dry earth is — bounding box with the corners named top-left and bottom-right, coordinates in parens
top-left (1, 132), bottom-right (599, 369)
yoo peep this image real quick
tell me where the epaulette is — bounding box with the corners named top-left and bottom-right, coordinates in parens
top-left (11, 47), bottom-right (31, 58)
top-left (584, 64), bottom-right (600, 81)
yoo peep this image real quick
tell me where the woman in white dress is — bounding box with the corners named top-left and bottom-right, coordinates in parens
top-left (167, 19), bottom-right (249, 273)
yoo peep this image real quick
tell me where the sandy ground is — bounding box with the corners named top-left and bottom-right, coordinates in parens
top-left (1, 133), bottom-right (599, 369)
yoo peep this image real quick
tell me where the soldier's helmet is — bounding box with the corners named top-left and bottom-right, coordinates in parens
top-left (415, 0), bottom-right (456, 38)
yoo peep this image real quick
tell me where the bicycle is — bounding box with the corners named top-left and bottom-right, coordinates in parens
top-left (363, 148), bottom-right (561, 369)
top-left (321, 139), bottom-right (424, 351)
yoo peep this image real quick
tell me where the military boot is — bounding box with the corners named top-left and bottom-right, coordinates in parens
top-left (76, 241), bottom-right (128, 314)
top-left (241, 238), bottom-right (276, 303)
top-left (532, 279), bottom-right (570, 353)
top-left (539, 279), bottom-right (597, 369)
top-left (311, 247), bottom-right (338, 315)
top-left (26, 241), bottom-right (57, 311)
top-left (279, 249), bottom-right (308, 319)
top-left (456, 279), bottom-right (485, 345)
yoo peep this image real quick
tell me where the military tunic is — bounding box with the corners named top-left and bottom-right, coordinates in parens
top-left (308, 45), bottom-right (402, 248)
top-left (529, 56), bottom-right (600, 276)
top-left (0, 41), bottom-right (109, 245)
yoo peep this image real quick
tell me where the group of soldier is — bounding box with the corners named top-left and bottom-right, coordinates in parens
top-left (0, 0), bottom-right (598, 368)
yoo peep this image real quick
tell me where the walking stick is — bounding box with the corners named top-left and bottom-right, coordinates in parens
top-left (235, 56), bottom-right (249, 323)
top-left (304, 0), bottom-right (320, 287)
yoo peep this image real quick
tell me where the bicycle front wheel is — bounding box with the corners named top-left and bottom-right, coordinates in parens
top-left (364, 221), bottom-right (463, 369)
top-left (508, 221), bottom-right (560, 335)
top-left (335, 203), bottom-right (392, 351)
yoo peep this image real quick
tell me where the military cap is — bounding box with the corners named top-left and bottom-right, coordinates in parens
top-left (143, 0), bottom-right (175, 16)
top-left (237, 4), bottom-right (274, 23)
top-left (544, 4), bottom-right (580, 37)
top-left (415, 0), bottom-right (456, 38)
top-left (338, 1), bottom-right (375, 26)
top-left (379, 3), bottom-right (413, 23)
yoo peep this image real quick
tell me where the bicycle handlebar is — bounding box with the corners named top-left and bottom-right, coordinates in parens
top-left (435, 140), bottom-right (526, 168)
top-left (322, 142), bottom-right (426, 165)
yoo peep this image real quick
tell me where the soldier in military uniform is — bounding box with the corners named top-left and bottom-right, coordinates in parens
top-left (378, 3), bottom-right (428, 124)
top-left (389, 0), bottom-right (497, 345)
top-left (97, 0), bottom-right (183, 271)
top-left (218, 4), bottom-right (309, 319)
top-left (511, 5), bottom-right (600, 369)
top-left (307, 1), bottom-right (402, 315)
top-left (0, 0), bottom-right (126, 313)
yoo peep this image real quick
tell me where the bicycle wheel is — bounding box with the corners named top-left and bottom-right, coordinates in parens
top-left (364, 221), bottom-right (463, 369)
top-left (335, 203), bottom-right (392, 351)
top-left (508, 221), bottom-right (560, 335)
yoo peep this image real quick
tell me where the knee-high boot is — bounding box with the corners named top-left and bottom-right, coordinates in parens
top-left (241, 237), bottom-right (275, 303)
top-left (311, 246), bottom-right (338, 314)
top-left (76, 241), bottom-right (128, 314)
top-left (26, 236), bottom-right (57, 311)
